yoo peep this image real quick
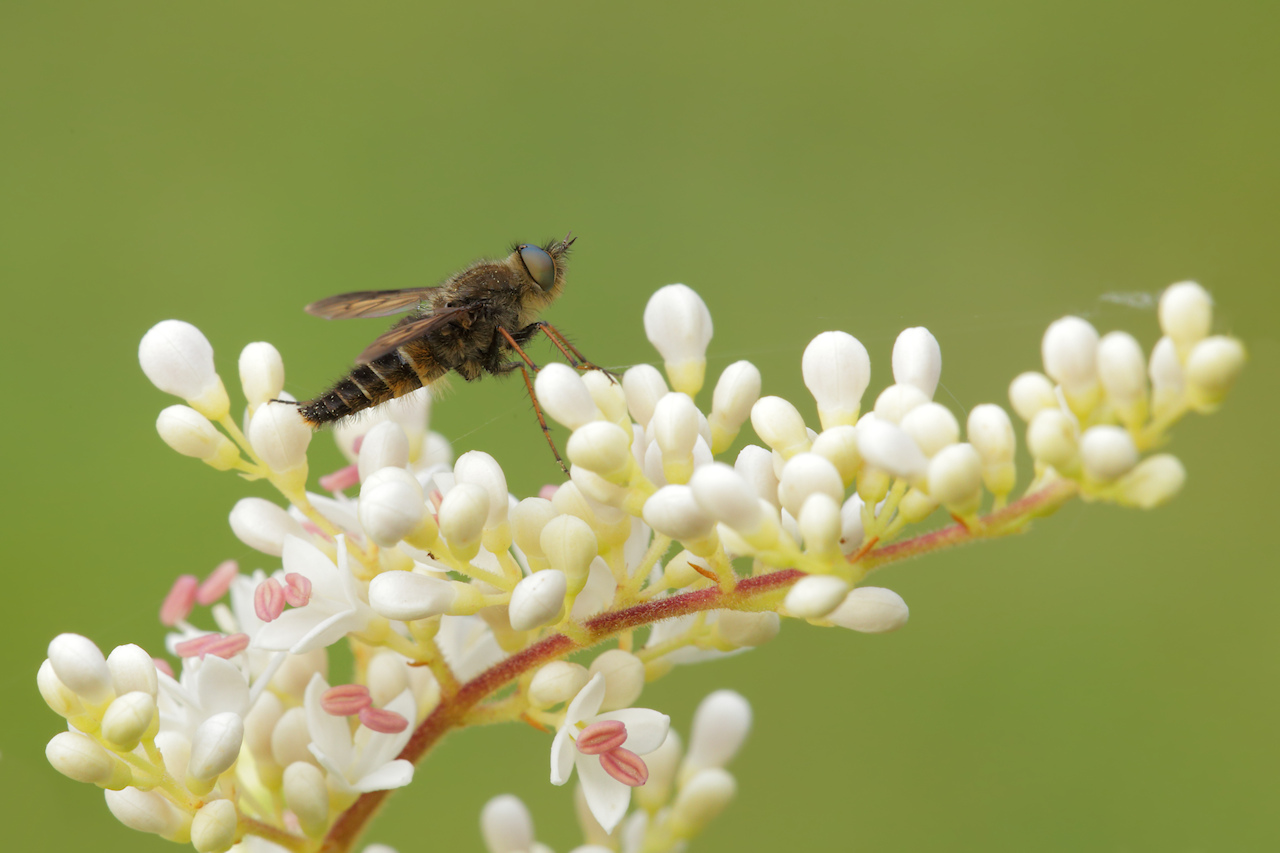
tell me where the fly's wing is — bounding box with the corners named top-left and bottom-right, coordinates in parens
top-left (355, 304), bottom-right (474, 364)
top-left (305, 287), bottom-right (440, 319)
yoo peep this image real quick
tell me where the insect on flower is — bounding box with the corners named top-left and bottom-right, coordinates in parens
top-left (294, 233), bottom-right (604, 471)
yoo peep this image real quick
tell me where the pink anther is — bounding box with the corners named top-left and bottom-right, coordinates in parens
top-left (319, 464), bottom-right (360, 493)
top-left (153, 658), bottom-right (175, 679)
top-left (196, 560), bottom-right (239, 605)
top-left (538, 484), bottom-right (560, 501)
top-left (160, 575), bottom-right (199, 626)
top-left (301, 521), bottom-right (331, 541)
top-left (598, 747), bottom-right (648, 787)
top-left (173, 633), bottom-right (224, 659)
top-left (575, 719), bottom-right (628, 755)
top-left (359, 706), bottom-right (409, 734)
top-left (282, 573), bottom-right (312, 607)
top-left (350, 435), bottom-right (365, 455)
top-left (202, 633), bottom-right (250, 659)
top-left (322, 684), bottom-right (373, 717)
top-left (254, 578), bottom-right (286, 622)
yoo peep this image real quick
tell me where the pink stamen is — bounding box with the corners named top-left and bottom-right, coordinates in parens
top-left (203, 633), bottom-right (250, 659)
top-left (427, 489), bottom-right (444, 513)
top-left (173, 633), bottom-right (223, 659)
top-left (322, 684), bottom-right (372, 716)
top-left (598, 747), bottom-right (648, 787)
top-left (153, 658), bottom-right (175, 679)
top-left (283, 573), bottom-right (312, 607)
top-left (538, 484), bottom-right (560, 501)
top-left (301, 521), bottom-right (331, 541)
top-left (196, 560), bottom-right (239, 605)
top-left (160, 575), bottom-right (199, 626)
top-left (254, 578), bottom-right (286, 622)
top-left (319, 464), bottom-right (360, 493)
top-left (350, 435), bottom-right (365, 455)
top-left (576, 720), bottom-right (628, 755)
top-left (358, 706), bottom-right (409, 734)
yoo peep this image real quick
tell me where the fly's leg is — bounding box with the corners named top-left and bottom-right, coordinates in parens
top-left (533, 321), bottom-right (618, 382)
top-left (497, 326), bottom-right (569, 476)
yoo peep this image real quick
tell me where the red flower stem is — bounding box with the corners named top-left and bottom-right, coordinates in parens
top-left (319, 479), bottom-right (1078, 852)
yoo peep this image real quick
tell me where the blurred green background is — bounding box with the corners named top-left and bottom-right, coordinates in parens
top-left (3, 2), bottom-right (1276, 851)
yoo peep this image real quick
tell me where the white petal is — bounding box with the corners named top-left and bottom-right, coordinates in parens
top-left (565, 673), bottom-right (607, 725)
top-left (282, 536), bottom-right (345, 601)
top-left (192, 656), bottom-right (251, 718)
top-left (353, 759), bottom-right (415, 792)
top-left (594, 709), bottom-right (670, 755)
top-left (304, 674), bottom-right (353, 769)
top-left (290, 608), bottom-right (367, 655)
top-left (576, 753), bottom-right (632, 833)
top-left (252, 607), bottom-right (331, 652)
top-left (550, 725), bottom-right (576, 786)
top-left (352, 690), bottom-right (416, 777)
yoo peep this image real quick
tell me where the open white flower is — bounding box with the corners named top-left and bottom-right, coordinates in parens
top-left (304, 674), bottom-right (415, 796)
top-left (254, 536), bottom-right (376, 654)
top-left (550, 674), bottom-right (670, 833)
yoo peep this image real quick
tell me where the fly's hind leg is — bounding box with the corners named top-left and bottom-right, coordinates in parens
top-left (496, 326), bottom-right (569, 476)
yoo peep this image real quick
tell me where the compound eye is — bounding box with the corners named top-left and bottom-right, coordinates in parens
top-left (518, 245), bottom-right (556, 291)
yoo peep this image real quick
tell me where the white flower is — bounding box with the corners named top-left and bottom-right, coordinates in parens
top-left (304, 674), bottom-right (415, 796)
top-left (435, 615), bottom-right (506, 682)
top-left (550, 674), bottom-right (670, 833)
top-left (253, 536), bottom-right (376, 654)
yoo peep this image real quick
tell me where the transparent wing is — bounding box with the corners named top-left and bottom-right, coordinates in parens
top-left (305, 287), bottom-right (440, 320)
top-left (355, 305), bottom-right (474, 364)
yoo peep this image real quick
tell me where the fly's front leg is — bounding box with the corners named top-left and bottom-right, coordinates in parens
top-left (530, 321), bottom-right (618, 382)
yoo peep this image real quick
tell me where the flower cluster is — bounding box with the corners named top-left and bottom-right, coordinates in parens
top-left (38, 280), bottom-right (1243, 853)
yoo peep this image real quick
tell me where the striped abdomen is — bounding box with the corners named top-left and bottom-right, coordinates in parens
top-left (299, 348), bottom-right (441, 426)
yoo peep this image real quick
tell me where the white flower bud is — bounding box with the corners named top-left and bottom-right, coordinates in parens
top-left (874, 383), bottom-right (930, 424)
top-left (622, 364), bottom-right (669, 427)
top-left (644, 284), bottom-right (714, 396)
top-left (684, 690), bottom-right (752, 775)
top-left (1149, 335), bottom-right (1185, 418)
top-left (735, 445), bottom-right (780, 509)
top-left (1114, 453), bottom-right (1185, 508)
top-left (509, 570), bottom-right (567, 631)
top-left (105, 787), bottom-right (190, 838)
top-left (481, 794), bottom-right (536, 853)
top-left (229, 497), bottom-right (306, 557)
top-left (857, 418), bottom-right (928, 482)
top-left (810, 425), bottom-right (860, 486)
top-left (784, 575), bottom-right (850, 619)
top-left (1026, 409), bottom-right (1078, 470)
top-left (709, 361), bottom-right (762, 452)
top-left (248, 402), bottom-right (311, 475)
top-left (717, 610), bottom-right (780, 647)
top-left (777, 453), bottom-right (843, 519)
top-left (139, 319), bottom-right (228, 418)
top-left (798, 493), bottom-right (842, 556)
top-left (107, 644), bottom-right (158, 698)
top-left (1042, 316), bottom-right (1100, 393)
top-left (334, 386), bottom-right (432, 462)
top-left (750, 396), bottom-right (811, 458)
top-left (357, 421), bottom-right (410, 481)
top-left (359, 468), bottom-right (426, 548)
top-left (528, 661), bottom-right (591, 709)
top-left (892, 327), bottom-right (941, 398)
top-left (582, 370), bottom-right (628, 424)
top-left (540, 515), bottom-right (598, 594)
top-left (571, 465), bottom-right (629, 507)
top-left (839, 494), bottom-right (865, 555)
top-left (188, 711), bottom-right (244, 782)
top-left (803, 331), bottom-right (871, 429)
top-left (243, 691), bottom-right (283, 764)
top-left (238, 341), bottom-right (285, 409)
top-left (270, 707), bottom-right (313, 769)
top-left (369, 570), bottom-right (456, 621)
top-left (155, 406), bottom-right (239, 469)
top-left (46, 732), bottom-right (131, 789)
top-left (967, 404), bottom-right (1017, 495)
top-left (191, 798), bottom-right (239, 853)
top-left (826, 586), bottom-right (909, 633)
top-left (101, 692), bottom-right (157, 751)
top-left (1185, 336), bottom-right (1246, 412)
top-left (690, 463), bottom-right (763, 534)
top-left (651, 392), bottom-right (701, 484)
top-left (900, 402), bottom-right (960, 457)
top-left (588, 649), bottom-right (645, 711)
top-left (927, 443), bottom-right (983, 513)
top-left (567, 422), bottom-right (634, 480)
top-left (48, 633), bottom-right (113, 705)
top-left (536, 363), bottom-right (601, 430)
top-left (670, 768), bottom-right (736, 837)
top-left (1008, 371), bottom-right (1058, 422)
top-left (511, 498), bottom-right (556, 563)
top-left (283, 761), bottom-right (330, 838)
top-left (643, 485), bottom-right (717, 544)
top-left (1079, 425), bottom-right (1138, 481)
top-left (636, 730), bottom-right (683, 813)
top-left (438, 483), bottom-right (491, 559)
top-left (154, 731), bottom-right (192, 781)
top-left (454, 450), bottom-right (511, 530)
top-left (1097, 331), bottom-right (1148, 422)
top-left (1158, 281), bottom-right (1212, 349)
top-left (38, 659), bottom-right (83, 719)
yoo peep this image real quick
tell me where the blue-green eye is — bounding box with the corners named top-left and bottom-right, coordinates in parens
top-left (518, 245), bottom-right (556, 290)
